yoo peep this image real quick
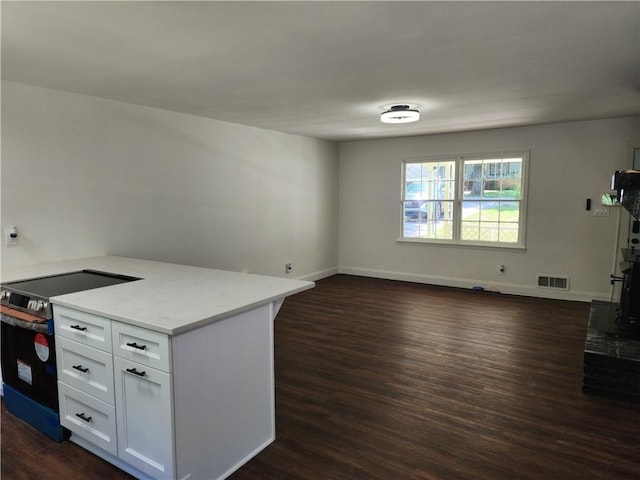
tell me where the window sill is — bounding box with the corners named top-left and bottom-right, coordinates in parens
top-left (395, 238), bottom-right (527, 252)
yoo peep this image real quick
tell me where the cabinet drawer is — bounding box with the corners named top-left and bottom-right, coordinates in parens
top-left (56, 336), bottom-right (114, 404)
top-left (112, 322), bottom-right (171, 373)
top-left (54, 306), bottom-right (112, 352)
top-left (58, 382), bottom-right (117, 456)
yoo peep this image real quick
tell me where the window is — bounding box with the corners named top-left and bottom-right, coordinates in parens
top-left (401, 151), bottom-right (528, 247)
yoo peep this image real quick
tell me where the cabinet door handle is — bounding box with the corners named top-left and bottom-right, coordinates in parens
top-left (126, 342), bottom-right (147, 350)
top-left (72, 365), bottom-right (89, 373)
top-left (126, 367), bottom-right (146, 377)
top-left (75, 412), bottom-right (92, 423)
top-left (70, 324), bottom-right (87, 332)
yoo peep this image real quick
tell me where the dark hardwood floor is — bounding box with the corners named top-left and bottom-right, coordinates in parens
top-left (3, 274), bottom-right (639, 479)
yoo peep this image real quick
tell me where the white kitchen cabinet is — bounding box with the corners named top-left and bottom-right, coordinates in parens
top-left (55, 306), bottom-right (112, 351)
top-left (113, 356), bottom-right (174, 478)
top-left (55, 301), bottom-right (279, 480)
top-left (56, 336), bottom-right (114, 404)
top-left (112, 321), bottom-right (171, 372)
top-left (55, 305), bottom-right (119, 457)
top-left (4, 255), bottom-right (312, 479)
top-left (111, 321), bottom-right (174, 478)
top-left (58, 382), bottom-right (118, 455)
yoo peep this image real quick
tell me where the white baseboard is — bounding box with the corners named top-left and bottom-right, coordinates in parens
top-left (296, 266), bottom-right (339, 282)
top-left (337, 265), bottom-right (609, 303)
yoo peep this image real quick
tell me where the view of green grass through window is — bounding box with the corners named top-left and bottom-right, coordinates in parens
top-left (402, 153), bottom-right (527, 246)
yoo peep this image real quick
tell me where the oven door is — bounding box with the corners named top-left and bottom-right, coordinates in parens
top-left (1, 312), bottom-right (58, 410)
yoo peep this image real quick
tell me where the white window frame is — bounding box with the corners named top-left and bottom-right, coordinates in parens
top-left (399, 150), bottom-right (529, 249)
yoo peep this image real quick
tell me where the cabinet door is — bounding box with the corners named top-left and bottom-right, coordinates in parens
top-left (113, 356), bottom-right (174, 479)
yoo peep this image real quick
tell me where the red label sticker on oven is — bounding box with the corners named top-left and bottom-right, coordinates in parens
top-left (34, 333), bottom-right (50, 362)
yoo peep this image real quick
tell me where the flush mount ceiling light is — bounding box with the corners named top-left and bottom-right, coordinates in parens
top-left (380, 104), bottom-right (420, 124)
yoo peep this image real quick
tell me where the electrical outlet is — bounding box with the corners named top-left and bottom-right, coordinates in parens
top-left (499, 264), bottom-right (505, 276)
top-left (5, 227), bottom-right (18, 246)
top-left (285, 263), bottom-right (292, 274)
top-left (592, 208), bottom-right (610, 217)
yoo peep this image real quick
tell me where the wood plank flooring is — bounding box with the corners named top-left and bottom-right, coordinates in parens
top-left (3, 274), bottom-right (639, 479)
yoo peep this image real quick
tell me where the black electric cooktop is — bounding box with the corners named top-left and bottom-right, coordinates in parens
top-left (3, 270), bottom-right (140, 299)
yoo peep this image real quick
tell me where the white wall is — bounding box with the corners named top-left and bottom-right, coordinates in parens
top-left (338, 117), bottom-right (640, 301)
top-left (1, 81), bottom-right (339, 280)
top-left (3, 81), bottom-right (638, 302)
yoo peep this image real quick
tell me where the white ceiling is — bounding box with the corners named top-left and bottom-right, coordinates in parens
top-left (2, 1), bottom-right (639, 141)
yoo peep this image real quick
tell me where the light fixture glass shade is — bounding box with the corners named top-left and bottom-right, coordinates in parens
top-left (380, 105), bottom-right (420, 124)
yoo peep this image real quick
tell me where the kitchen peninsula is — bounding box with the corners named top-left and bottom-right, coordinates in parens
top-left (2, 256), bottom-right (314, 480)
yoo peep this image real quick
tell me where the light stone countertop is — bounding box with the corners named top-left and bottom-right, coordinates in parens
top-left (1, 256), bottom-right (314, 335)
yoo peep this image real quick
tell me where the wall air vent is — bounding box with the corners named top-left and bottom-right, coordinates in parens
top-left (537, 274), bottom-right (569, 290)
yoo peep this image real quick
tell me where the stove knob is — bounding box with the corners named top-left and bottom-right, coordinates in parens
top-left (0, 290), bottom-right (10, 300)
top-left (27, 299), bottom-right (37, 310)
top-left (35, 301), bottom-right (47, 312)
